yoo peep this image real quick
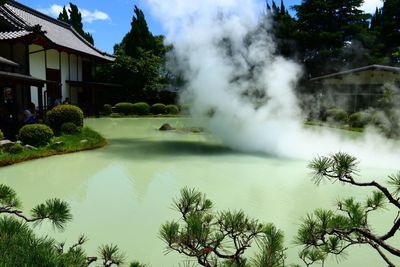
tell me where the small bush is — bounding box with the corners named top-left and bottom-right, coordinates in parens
top-left (348, 112), bottom-right (372, 128)
top-left (110, 113), bottom-right (122, 118)
top-left (0, 130), bottom-right (3, 140)
top-left (114, 102), bottom-right (134, 115)
top-left (325, 108), bottom-right (348, 123)
top-left (18, 124), bottom-right (53, 147)
top-left (60, 122), bottom-right (80, 135)
top-left (166, 104), bottom-right (179, 115)
top-left (150, 103), bottom-right (167, 115)
top-left (47, 105), bottom-right (84, 132)
top-left (7, 143), bottom-right (24, 154)
top-left (102, 104), bottom-right (112, 116)
top-left (132, 102), bottom-right (150, 115)
top-left (179, 104), bottom-right (190, 115)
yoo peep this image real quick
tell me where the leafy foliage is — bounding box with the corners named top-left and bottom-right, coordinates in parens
top-left (97, 6), bottom-right (172, 103)
top-left (348, 112), bottom-right (372, 128)
top-left (57, 3), bottom-right (94, 44)
top-left (60, 122), bottom-right (81, 135)
top-left (132, 102), bottom-right (150, 115)
top-left (166, 104), bottom-right (179, 115)
top-left (297, 152), bottom-right (400, 266)
top-left (0, 129), bottom-right (4, 140)
top-left (324, 108), bottom-right (348, 124)
top-left (150, 103), bottom-right (167, 114)
top-left (0, 183), bottom-right (143, 266)
top-left (18, 124), bottom-right (54, 147)
top-left (47, 104), bottom-right (84, 133)
top-left (160, 187), bottom-right (287, 267)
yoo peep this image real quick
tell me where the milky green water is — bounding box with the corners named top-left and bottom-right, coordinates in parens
top-left (0, 118), bottom-right (398, 267)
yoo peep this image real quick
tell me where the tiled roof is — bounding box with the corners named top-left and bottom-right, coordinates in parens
top-left (310, 65), bottom-right (400, 81)
top-left (1, 1), bottom-right (114, 62)
top-left (0, 30), bottom-right (32, 40)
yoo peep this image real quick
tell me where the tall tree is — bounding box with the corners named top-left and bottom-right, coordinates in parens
top-left (379, 0), bottom-right (400, 64)
top-left (57, 3), bottom-right (94, 45)
top-left (293, 0), bottom-right (370, 76)
top-left (266, 0), bottom-right (297, 59)
top-left (97, 5), bottom-right (172, 103)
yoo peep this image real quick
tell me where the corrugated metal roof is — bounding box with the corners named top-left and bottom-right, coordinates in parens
top-left (311, 65), bottom-right (400, 82)
top-left (1, 1), bottom-right (114, 62)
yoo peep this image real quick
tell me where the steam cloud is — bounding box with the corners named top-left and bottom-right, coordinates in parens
top-left (147, 0), bottom-right (400, 168)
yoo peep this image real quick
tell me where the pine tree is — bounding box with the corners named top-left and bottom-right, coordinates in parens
top-left (57, 2), bottom-right (94, 45)
top-left (57, 6), bottom-right (69, 23)
top-left (293, 0), bottom-right (370, 76)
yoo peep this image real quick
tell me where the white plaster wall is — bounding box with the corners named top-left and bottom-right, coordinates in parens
top-left (29, 44), bottom-right (46, 106)
top-left (28, 45), bottom-right (83, 107)
top-left (60, 52), bottom-right (69, 100)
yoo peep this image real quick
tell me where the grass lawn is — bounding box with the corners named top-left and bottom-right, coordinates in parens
top-left (0, 127), bottom-right (106, 167)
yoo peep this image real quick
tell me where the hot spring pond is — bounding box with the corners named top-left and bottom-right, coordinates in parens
top-left (0, 118), bottom-right (398, 266)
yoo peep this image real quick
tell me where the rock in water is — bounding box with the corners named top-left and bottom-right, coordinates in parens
top-left (159, 123), bottom-right (175, 131)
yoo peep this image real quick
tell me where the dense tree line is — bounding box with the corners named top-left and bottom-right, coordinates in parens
top-left (268, 0), bottom-right (400, 77)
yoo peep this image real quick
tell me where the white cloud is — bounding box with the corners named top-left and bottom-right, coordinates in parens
top-left (38, 4), bottom-right (63, 17)
top-left (360, 0), bottom-right (383, 14)
top-left (80, 9), bottom-right (110, 23)
top-left (38, 4), bottom-right (110, 23)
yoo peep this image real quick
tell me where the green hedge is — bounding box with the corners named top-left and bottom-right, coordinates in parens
top-left (47, 105), bottom-right (84, 132)
top-left (60, 122), bottom-right (80, 135)
top-left (0, 130), bottom-right (3, 140)
top-left (166, 104), bottom-right (179, 115)
top-left (132, 102), bottom-right (150, 115)
top-left (18, 124), bottom-right (53, 147)
top-left (325, 108), bottom-right (348, 123)
top-left (348, 112), bottom-right (372, 128)
top-left (150, 103), bottom-right (166, 115)
top-left (114, 102), bottom-right (134, 115)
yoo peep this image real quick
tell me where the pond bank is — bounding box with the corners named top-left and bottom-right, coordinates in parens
top-left (0, 127), bottom-right (106, 167)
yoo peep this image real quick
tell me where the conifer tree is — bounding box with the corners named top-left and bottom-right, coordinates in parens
top-left (57, 2), bottom-right (94, 45)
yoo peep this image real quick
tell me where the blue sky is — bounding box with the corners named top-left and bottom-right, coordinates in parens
top-left (18, 0), bottom-right (382, 54)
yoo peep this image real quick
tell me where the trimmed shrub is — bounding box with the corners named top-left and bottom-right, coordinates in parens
top-left (325, 108), bottom-right (348, 123)
top-left (47, 105), bottom-right (84, 132)
top-left (0, 130), bottom-right (3, 140)
top-left (60, 122), bottom-right (80, 135)
top-left (166, 104), bottom-right (179, 115)
top-left (150, 103), bottom-right (167, 115)
top-left (114, 102), bottom-right (134, 115)
top-left (7, 143), bottom-right (24, 154)
top-left (18, 124), bottom-right (53, 147)
top-left (110, 113), bottom-right (122, 118)
top-left (348, 112), bottom-right (372, 128)
top-left (132, 102), bottom-right (150, 115)
top-left (102, 104), bottom-right (113, 116)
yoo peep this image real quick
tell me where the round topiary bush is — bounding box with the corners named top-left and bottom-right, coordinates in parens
top-left (132, 102), bottom-right (150, 115)
top-left (7, 143), bottom-right (24, 154)
top-left (102, 104), bottom-right (113, 116)
top-left (150, 103), bottom-right (167, 115)
top-left (0, 129), bottom-right (3, 140)
top-left (325, 108), bottom-right (348, 124)
top-left (166, 104), bottom-right (179, 115)
top-left (18, 124), bottom-right (53, 147)
top-left (47, 104), bottom-right (83, 132)
top-left (114, 102), bottom-right (135, 115)
top-left (60, 122), bottom-right (80, 135)
top-left (348, 112), bottom-right (372, 128)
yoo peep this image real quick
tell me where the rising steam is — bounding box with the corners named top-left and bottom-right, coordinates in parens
top-left (146, 0), bottom-right (400, 168)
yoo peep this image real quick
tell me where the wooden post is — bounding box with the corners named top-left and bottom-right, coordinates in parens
top-left (37, 85), bottom-right (44, 119)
